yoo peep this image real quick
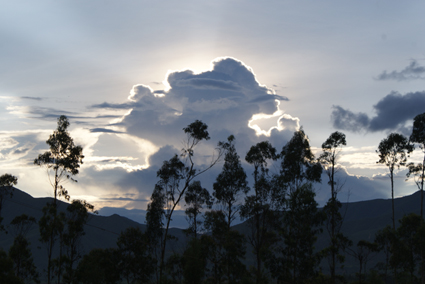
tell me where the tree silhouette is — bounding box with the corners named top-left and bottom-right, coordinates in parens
top-left (213, 135), bottom-right (249, 230)
top-left (0, 173), bottom-right (18, 232)
top-left (34, 115), bottom-right (84, 204)
top-left (280, 129), bottom-right (322, 193)
top-left (8, 214), bottom-right (39, 283)
top-left (377, 133), bottom-right (413, 230)
top-left (34, 115), bottom-right (84, 284)
top-left (184, 181), bottom-right (213, 239)
top-left (408, 112), bottom-right (425, 218)
top-left (75, 248), bottom-right (121, 284)
top-left (346, 240), bottom-right (379, 284)
top-left (320, 131), bottom-right (349, 284)
top-left (117, 227), bottom-right (153, 284)
top-left (241, 140), bottom-right (277, 284)
top-left (63, 200), bottom-right (95, 284)
top-left (146, 120), bottom-right (222, 284)
top-left (203, 210), bottom-right (247, 284)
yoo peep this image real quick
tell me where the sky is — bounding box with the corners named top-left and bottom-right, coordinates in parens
top-left (1, 1), bottom-right (425, 226)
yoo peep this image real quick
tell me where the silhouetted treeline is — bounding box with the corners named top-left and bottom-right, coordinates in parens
top-left (1, 113), bottom-right (425, 284)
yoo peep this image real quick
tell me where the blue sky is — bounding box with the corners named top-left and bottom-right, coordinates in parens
top-left (1, 1), bottom-right (425, 225)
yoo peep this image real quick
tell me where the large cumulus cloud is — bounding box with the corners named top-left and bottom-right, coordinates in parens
top-left (92, 57), bottom-right (296, 153)
top-left (331, 91), bottom-right (425, 133)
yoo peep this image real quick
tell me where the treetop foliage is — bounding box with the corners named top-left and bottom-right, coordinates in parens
top-left (376, 133), bottom-right (414, 169)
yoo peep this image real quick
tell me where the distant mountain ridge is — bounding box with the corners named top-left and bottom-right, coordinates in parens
top-left (1, 187), bottom-right (423, 277)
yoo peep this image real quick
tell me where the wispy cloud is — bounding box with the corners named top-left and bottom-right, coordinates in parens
top-left (376, 60), bottom-right (425, 81)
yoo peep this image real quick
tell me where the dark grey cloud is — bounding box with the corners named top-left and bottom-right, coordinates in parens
top-left (89, 128), bottom-right (124, 134)
top-left (20, 96), bottom-right (42, 101)
top-left (331, 106), bottom-right (370, 132)
top-left (376, 60), bottom-right (425, 81)
top-left (332, 91), bottom-right (425, 132)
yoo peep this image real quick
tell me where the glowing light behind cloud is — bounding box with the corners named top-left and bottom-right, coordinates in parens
top-left (248, 100), bottom-right (300, 136)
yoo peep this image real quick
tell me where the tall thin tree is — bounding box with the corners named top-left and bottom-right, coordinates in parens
top-left (408, 112), bottom-right (425, 218)
top-left (213, 135), bottom-right (249, 230)
top-left (146, 120), bottom-right (222, 284)
top-left (241, 141), bottom-right (277, 284)
top-left (377, 133), bottom-right (413, 230)
top-left (34, 115), bottom-right (84, 284)
top-left (320, 131), bottom-right (349, 284)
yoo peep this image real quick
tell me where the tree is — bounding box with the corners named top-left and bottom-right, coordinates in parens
top-left (34, 115), bottom-right (84, 284)
top-left (241, 140), bottom-right (277, 284)
top-left (117, 227), bottom-right (153, 284)
top-left (320, 131), bottom-right (349, 284)
top-left (146, 120), bottom-right (222, 284)
top-left (38, 203), bottom-right (65, 284)
top-left (8, 215), bottom-right (39, 284)
top-left (0, 249), bottom-right (24, 284)
top-left (0, 173), bottom-right (18, 232)
top-left (182, 237), bottom-right (208, 284)
top-left (34, 115), bottom-right (84, 204)
top-left (408, 112), bottom-right (425, 218)
top-left (320, 131), bottom-right (346, 200)
top-left (184, 181), bottom-right (213, 239)
top-left (375, 225), bottom-right (396, 283)
top-left (391, 214), bottom-right (425, 283)
top-left (75, 248), bottom-right (121, 284)
top-left (145, 185), bottom-right (165, 284)
top-left (203, 210), bottom-right (247, 284)
top-left (280, 129), bottom-right (322, 193)
top-left (346, 240), bottom-right (379, 284)
top-left (213, 135), bottom-right (249, 230)
top-left (268, 183), bottom-right (324, 284)
top-left (376, 133), bottom-right (413, 230)
top-left (62, 200), bottom-right (95, 284)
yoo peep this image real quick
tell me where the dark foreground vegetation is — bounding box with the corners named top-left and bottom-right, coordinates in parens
top-left (1, 113), bottom-right (425, 284)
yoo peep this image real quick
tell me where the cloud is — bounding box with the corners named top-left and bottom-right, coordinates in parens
top-left (332, 91), bottom-right (425, 132)
top-left (376, 60), bottom-right (425, 81)
top-left (92, 57), bottom-right (298, 153)
top-left (89, 128), bottom-right (124, 134)
top-left (20, 96), bottom-right (42, 101)
top-left (331, 106), bottom-right (370, 132)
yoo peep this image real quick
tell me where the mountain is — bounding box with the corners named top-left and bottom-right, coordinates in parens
top-left (1, 187), bottom-right (423, 278)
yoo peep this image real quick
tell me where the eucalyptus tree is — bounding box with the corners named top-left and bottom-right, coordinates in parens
top-left (203, 210), bottom-right (247, 284)
top-left (407, 112), bottom-right (425, 218)
top-left (346, 240), bottom-right (379, 284)
top-left (34, 115), bottom-right (84, 284)
top-left (240, 141), bottom-right (277, 284)
top-left (8, 215), bottom-right (39, 284)
top-left (320, 131), bottom-right (349, 284)
top-left (0, 173), bottom-right (18, 231)
top-left (268, 183), bottom-right (324, 284)
top-left (62, 200), bottom-right (95, 284)
top-left (280, 129), bottom-right (322, 193)
top-left (184, 181), bottom-right (213, 239)
top-left (117, 227), bottom-right (153, 284)
top-left (377, 133), bottom-right (413, 230)
top-left (146, 120), bottom-right (222, 284)
top-left (271, 129), bottom-right (323, 283)
top-left (34, 115), bottom-right (84, 204)
top-left (213, 135), bottom-right (249, 230)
